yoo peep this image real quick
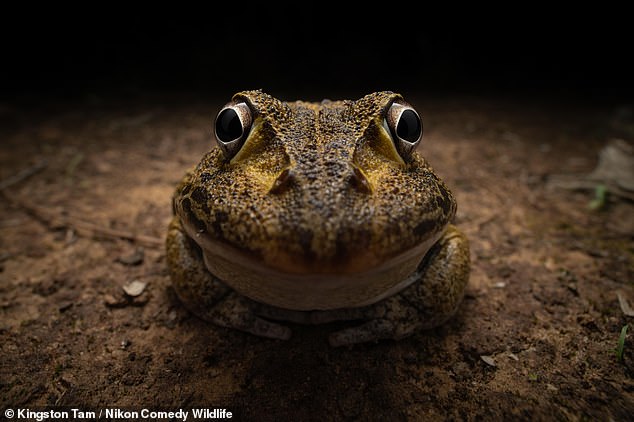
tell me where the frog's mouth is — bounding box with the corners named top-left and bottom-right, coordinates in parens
top-left (182, 221), bottom-right (443, 311)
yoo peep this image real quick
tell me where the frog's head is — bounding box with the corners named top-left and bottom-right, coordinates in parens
top-left (173, 90), bottom-right (456, 309)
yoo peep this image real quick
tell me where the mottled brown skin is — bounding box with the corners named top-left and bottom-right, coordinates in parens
top-left (166, 90), bottom-right (470, 346)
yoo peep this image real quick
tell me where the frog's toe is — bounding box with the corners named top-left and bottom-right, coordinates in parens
top-left (328, 317), bottom-right (420, 347)
top-left (247, 318), bottom-right (293, 340)
top-left (214, 311), bottom-right (292, 340)
top-left (210, 294), bottom-right (292, 340)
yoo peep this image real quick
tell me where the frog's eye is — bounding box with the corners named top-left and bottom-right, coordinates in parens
top-left (385, 101), bottom-right (423, 159)
top-left (214, 102), bottom-right (253, 158)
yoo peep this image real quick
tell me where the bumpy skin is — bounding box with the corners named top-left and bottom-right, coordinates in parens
top-left (166, 90), bottom-right (470, 346)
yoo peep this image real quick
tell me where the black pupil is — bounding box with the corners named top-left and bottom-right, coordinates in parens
top-left (396, 109), bottom-right (422, 143)
top-left (216, 108), bottom-right (243, 142)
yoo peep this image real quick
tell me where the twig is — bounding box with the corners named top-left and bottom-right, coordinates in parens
top-left (72, 217), bottom-right (164, 247)
top-left (1, 161), bottom-right (164, 248)
top-left (3, 194), bottom-right (164, 248)
top-left (0, 160), bottom-right (47, 191)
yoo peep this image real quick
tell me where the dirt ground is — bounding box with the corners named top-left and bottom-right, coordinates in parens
top-left (0, 93), bottom-right (632, 421)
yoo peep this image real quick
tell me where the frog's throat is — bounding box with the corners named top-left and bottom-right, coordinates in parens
top-left (185, 226), bottom-right (444, 311)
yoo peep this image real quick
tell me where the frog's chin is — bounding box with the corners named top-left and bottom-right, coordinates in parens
top-left (183, 223), bottom-right (444, 311)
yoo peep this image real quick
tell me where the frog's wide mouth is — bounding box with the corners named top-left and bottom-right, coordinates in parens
top-left (182, 220), bottom-right (443, 310)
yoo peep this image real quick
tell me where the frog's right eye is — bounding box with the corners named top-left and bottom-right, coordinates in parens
top-left (214, 102), bottom-right (253, 158)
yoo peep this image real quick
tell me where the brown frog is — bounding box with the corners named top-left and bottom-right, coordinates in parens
top-left (166, 90), bottom-right (469, 346)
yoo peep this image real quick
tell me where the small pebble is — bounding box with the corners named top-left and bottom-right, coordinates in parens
top-left (104, 293), bottom-right (127, 308)
top-left (123, 280), bottom-right (147, 297)
top-left (117, 248), bottom-right (144, 266)
top-left (58, 301), bottom-right (74, 312)
top-left (481, 355), bottom-right (496, 367)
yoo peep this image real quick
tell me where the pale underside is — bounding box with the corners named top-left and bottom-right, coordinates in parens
top-left (184, 221), bottom-right (444, 310)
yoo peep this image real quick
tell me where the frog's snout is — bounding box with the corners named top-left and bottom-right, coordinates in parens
top-left (269, 162), bottom-right (372, 196)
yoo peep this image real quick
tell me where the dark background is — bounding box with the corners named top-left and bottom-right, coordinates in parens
top-left (2, 10), bottom-right (632, 103)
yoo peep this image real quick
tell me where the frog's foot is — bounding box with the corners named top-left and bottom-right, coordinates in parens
top-left (176, 268), bottom-right (292, 341)
top-left (327, 296), bottom-right (422, 347)
top-left (253, 300), bottom-right (420, 346)
top-left (328, 225), bottom-right (470, 347)
top-left (209, 293), bottom-right (292, 340)
top-left (167, 217), bottom-right (291, 341)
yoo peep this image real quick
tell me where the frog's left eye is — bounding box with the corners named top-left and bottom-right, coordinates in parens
top-left (214, 102), bottom-right (253, 158)
top-left (385, 101), bottom-right (423, 159)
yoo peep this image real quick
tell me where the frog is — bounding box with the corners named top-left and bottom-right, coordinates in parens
top-left (166, 90), bottom-right (470, 347)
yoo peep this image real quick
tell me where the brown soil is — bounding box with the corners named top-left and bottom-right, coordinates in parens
top-left (1, 94), bottom-right (632, 421)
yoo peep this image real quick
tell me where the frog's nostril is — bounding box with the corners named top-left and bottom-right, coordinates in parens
top-left (269, 168), bottom-right (296, 195)
top-left (348, 164), bottom-right (372, 194)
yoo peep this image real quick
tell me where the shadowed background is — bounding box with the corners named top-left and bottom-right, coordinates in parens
top-left (2, 10), bottom-right (632, 103)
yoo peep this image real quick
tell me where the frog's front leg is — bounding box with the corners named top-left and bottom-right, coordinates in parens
top-left (329, 225), bottom-right (470, 347)
top-left (166, 217), bottom-right (292, 340)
